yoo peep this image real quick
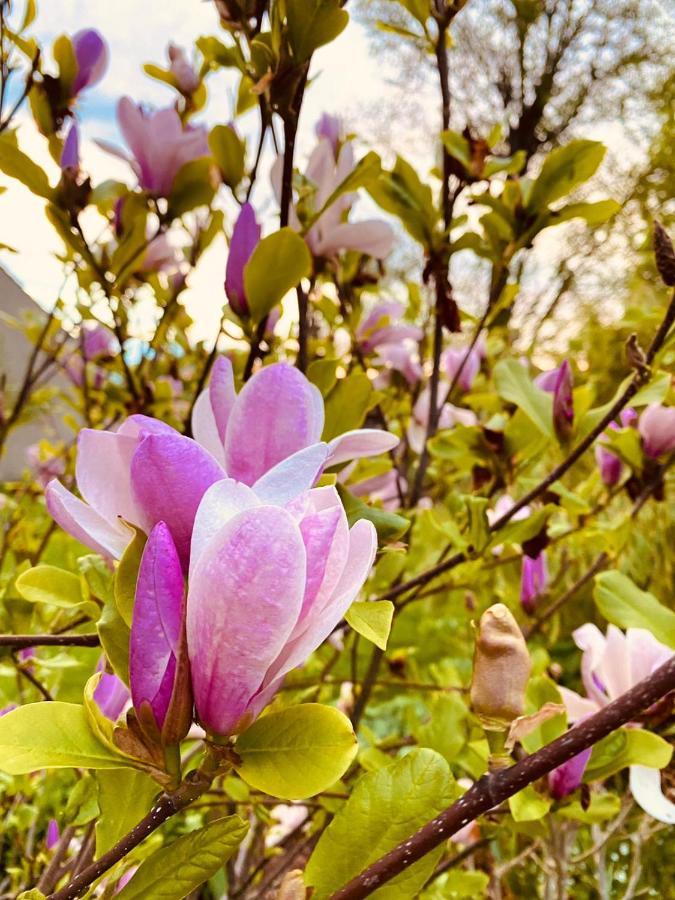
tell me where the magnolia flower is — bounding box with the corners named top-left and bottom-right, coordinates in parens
top-left (102, 97), bottom-right (209, 197)
top-left (140, 234), bottom-right (180, 274)
top-left (71, 29), bottom-right (109, 95)
top-left (520, 552), bottom-right (548, 614)
top-left (536, 360), bottom-right (574, 440)
top-left (93, 666), bottom-right (130, 721)
top-left (187, 480), bottom-right (377, 735)
top-left (315, 113), bottom-right (343, 156)
top-left (168, 43), bottom-right (199, 94)
top-left (441, 341), bottom-right (484, 392)
top-left (60, 123), bottom-right (79, 171)
top-left (356, 301), bottom-right (422, 352)
top-left (351, 469), bottom-right (404, 511)
top-left (595, 408), bottom-right (637, 485)
top-left (373, 343), bottom-right (422, 387)
top-left (225, 202), bottom-right (261, 317)
top-left (560, 623), bottom-right (674, 823)
top-left (407, 383), bottom-right (478, 454)
top-left (82, 324), bottom-right (117, 360)
top-left (130, 522), bottom-right (191, 743)
top-left (548, 747), bottom-right (592, 800)
top-left (26, 444), bottom-right (66, 490)
top-left (638, 404), bottom-right (675, 458)
top-left (272, 128), bottom-right (393, 260)
top-left (46, 361), bottom-right (397, 566)
top-left (46, 819), bottom-right (60, 851)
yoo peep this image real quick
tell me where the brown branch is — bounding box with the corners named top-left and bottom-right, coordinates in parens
top-left (328, 655), bottom-right (675, 899)
top-left (0, 634), bottom-right (100, 649)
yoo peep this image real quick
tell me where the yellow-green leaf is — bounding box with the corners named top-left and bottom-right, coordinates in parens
top-left (243, 227), bottom-right (312, 323)
top-left (346, 600), bottom-right (394, 650)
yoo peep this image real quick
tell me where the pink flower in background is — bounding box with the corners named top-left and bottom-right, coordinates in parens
top-left (594, 410), bottom-right (635, 486)
top-left (46, 819), bottom-right (60, 851)
top-left (82, 324), bottom-right (118, 360)
top-left (26, 444), bottom-right (66, 489)
top-left (638, 404), bottom-right (675, 458)
top-left (373, 343), bottom-right (422, 387)
top-left (441, 340), bottom-right (484, 392)
top-left (46, 361), bottom-right (397, 565)
top-left (60, 123), bottom-right (80, 171)
top-left (187, 481), bottom-right (376, 735)
top-left (272, 123), bottom-right (394, 260)
top-left (536, 360), bottom-right (574, 440)
top-left (407, 383), bottom-right (477, 454)
top-left (225, 202), bottom-right (261, 317)
top-left (548, 747), bottom-right (592, 800)
top-left (71, 29), bottom-right (109, 95)
top-left (520, 552), bottom-right (548, 613)
top-left (140, 233), bottom-right (180, 274)
top-left (168, 43), bottom-right (199, 94)
top-left (102, 98), bottom-right (209, 197)
top-left (350, 468), bottom-right (404, 511)
top-left (560, 623), bottom-right (674, 823)
top-left (356, 301), bottom-right (422, 352)
top-left (315, 113), bottom-right (343, 156)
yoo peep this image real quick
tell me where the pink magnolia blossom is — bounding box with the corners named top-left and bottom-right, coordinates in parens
top-left (71, 29), bottom-right (108, 95)
top-left (315, 113), bottom-right (343, 156)
top-left (548, 747), bottom-right (592, 800)
top-left (373, 343), bottom-right (422, 387)
top-left (102, 97), bottom-right (209, 197)
top-left (225, 202), bottom-right (261, 317)
top-left (536, 359), bottom-right (574, 440)
top-left (441, 340), bottom-right (484, 393)
top-left (520, 552), bottom-right (548, 614)
top-left (140, 233), bottom-right (181, 274)
top-left (93, 664), bottom-right (130, 721)
top-left (187, 480), bottom-right (377, 735)
top-left (407, 383), bottom-right (478, 454)
top-left (26, 444), bottom-right (65, 489)
top-left (638, 404), bottom-right (675, 458)
top-left (560, 623), bottom-right (674, 823)
top-left (272, 128), bottom-right (393, 260)
top-left (167, 43), bottom-right (199, 94)
top-left (60, 123), bottom-right (80, 171)
top-left (350, 469), bottom-right (405, 511)
top-left (595, 408), bottom-right (637, 485)
top-left (46, 361), bottom-right (397, 566)
top-left (356, 301), bottom-right (422, 352)
top-left (46, 819), bottom-right (60, 851)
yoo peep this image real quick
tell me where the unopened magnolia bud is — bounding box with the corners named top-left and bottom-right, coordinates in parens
top-left (470, 603), bottom-right (531, 728)
top-left (654, 221), bottom-right (675, 287)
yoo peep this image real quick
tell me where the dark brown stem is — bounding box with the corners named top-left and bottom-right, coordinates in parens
top-left (329, 655), bottom-right (675, 899)
top-left (0, 634), bottom-right (100, 649)
top-left (350, 645), bottom-right (384, 731)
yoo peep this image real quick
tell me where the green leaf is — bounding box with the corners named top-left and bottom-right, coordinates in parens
top-left (0, 703), bottom-right (124, 773)
top-left (414, 694), bottom-right (468, 764)
top-left (116, 816), bottom-right (248, 900)
top-left (15, 564), bottom-right (84, 608)
top-left (243, 227), bottom-right (312, 323)
top-left (53, 34), bottom-right (77, 91)
top-left (286, 0), bottom-right (349, 62)
top-left (304, 151), bottom-right (382, 231)
top-left (368, 155), bottom-right (437, 245)
top-left (323, 371), bottom-right (374, 439)
top-left (585, 728), bottom-right (672, 782)
top-left (526, 140), bottom-right (606, 212)
top-left (593, 572), bottom-right (675, 649)
top-left (346, 600), bottom-right (394, 650)
top-left (114, 528), bottom-right (146, 627)
top-left (557, 793), bottom-right (621, 824)
top-left (337, 484), bottom-right (410, 543)
top-left (441, 130), bottom-right (472, 169)
top-left (143, 63), bottom-right (179, 89)
top-left (96, 769), bottom-right (159, 856)
top-left (208, 124), bottom-right (246, 190)
top-left (509, 784), bottom-right (551, 822)
top-left (545, 199), bottom-right (621, 228)
top-left (0, 138), bottom-right (52, 198)
top-left (97, 599), bottom-right (131, 685)
top-left (167, 157), bottom-right (215, 217)
top-left (426, 870), bottom-right (490, 899)
top-left (521, 676), bottom-right (567, 753)
top-left (234, 704), bottom-right (358, 800)
top-left (494, 358), bottom-right (553, 438)
top-left (306, 749), bottom-right (453, 900)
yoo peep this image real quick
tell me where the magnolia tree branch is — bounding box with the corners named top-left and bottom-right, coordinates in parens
top-left (46, 751), bottom-right (226, 900)
top-left (329, 655), bottom-right (675, 900)
top-left (0, 633), bottom-right (100, 649)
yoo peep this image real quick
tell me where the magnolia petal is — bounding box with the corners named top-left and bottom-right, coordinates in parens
top-left (557, 686), bottom-right (601, 723)
top-left (626, 628), bottom-right (673, 685)
top-left (629, 765), bottom-right (675, 824)
top-left (263, 518), bottom-right (377, 689)
top-left (598, 625), bottom-right (633, 701)
top-left (316, 220), bottom-right (394, 259)
top-left (327, 429), bottom-right (399, 467)
top-left (186, 506), bottom-right (306, 735)
top-left (296, 487), bottom-right (350, 623)
top-left (225, 363), bottom-right (324, 485)
top-left (190, 479), bottom-right (260, 577)
top-left (253, 443), bottom-right (329, 506)
top-left (45, 479), bottom-right (132, 559)
top-left (130, 522), bottom-right (184, 728)
top-left (76, 429), bottom-right (149, 531)
top-left (191, 390), bottom-right (226, 466)
top-left (130, 433), bottom-right (224, 569)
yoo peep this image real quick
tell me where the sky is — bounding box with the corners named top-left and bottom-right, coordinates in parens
top-left (0, 0), bottom-right (395, 342)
